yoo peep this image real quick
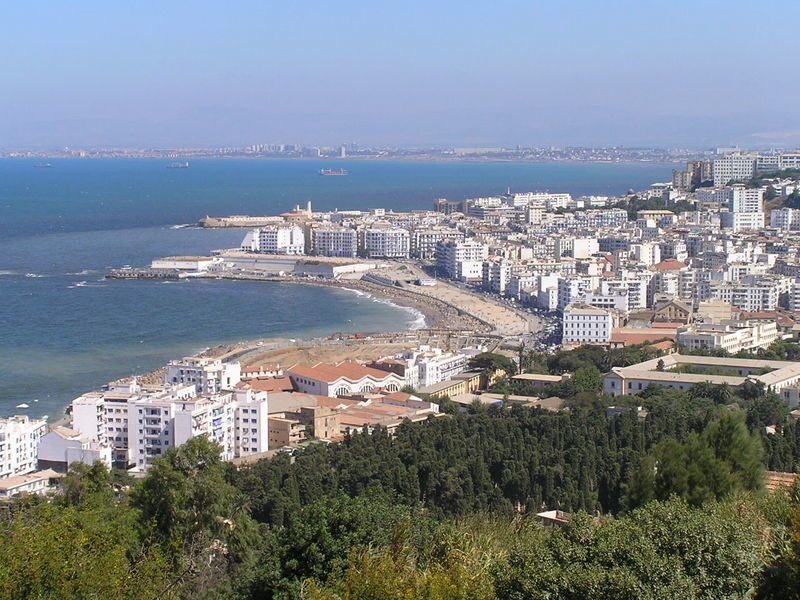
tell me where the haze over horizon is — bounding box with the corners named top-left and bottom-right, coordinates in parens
top-left (4, 0), bottom-right (800, 150)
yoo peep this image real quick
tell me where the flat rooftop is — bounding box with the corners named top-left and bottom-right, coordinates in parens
top-left (609, 354), bottom-right (800, 390)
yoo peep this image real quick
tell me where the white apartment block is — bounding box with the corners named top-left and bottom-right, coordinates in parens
top-left (482, 260), bottom-right (512, 294)
top-left (562, 303), bottom-right (614, 344)
top-left (770, 207), bottom-right (800, 231)
top-left (720, 211), bottom-right (764, 232)
top-left (71, 379), bottom-right (268, 472)
top-left (364, 227), bottom-right (410, 259)
top-left (165, 357), bottom-right (242, 395)
top-left (391, 347), bottom-right (468, 388)
top-left (0, 416), bottom-right (47, 478)
top-left (38, 426), bottom-right (113, 470)
top-left (727, 186), bottom-right (764, 213)
top-left (557, 277), bottom-right (593, 311)
top-left (677, 321), bottom-right (780, 354)
top-left (575, 209), bottom-right (628, 228)
top-left (410, 228), bottom-right (464, 259)
top-left (703, 280), bottom-right (781, 312)
top-left (630, 242), bottom-right (661, 267)
top-left (505, 192), bottom-right (571, 210)
top-left (436, 240), bottom-right (489, 280)
top-left (240, 225), bottom-right (306, 255)
top-left (313, 227), bottom-right (358, 257)
top-left (713, 154), bottom-right (757, 186)
top-left (584, 289), bottom-right (629, 312)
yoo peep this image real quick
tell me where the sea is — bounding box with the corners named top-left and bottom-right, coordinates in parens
top-left (0, 158), bottom-right (674, 419)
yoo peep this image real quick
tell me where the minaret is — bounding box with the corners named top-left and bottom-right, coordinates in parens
top-left (306, 200), bottom-right (312, 216)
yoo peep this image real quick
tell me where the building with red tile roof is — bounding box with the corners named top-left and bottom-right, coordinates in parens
top-left (286, 361), bottom-right (405, 397)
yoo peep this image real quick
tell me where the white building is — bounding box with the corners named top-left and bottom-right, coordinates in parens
top-left (436, 240), bottom-right (489, 281)
top-left (630, 242), bottom-right (662, 267)
top-left (240, 225), bottom-right (306, 255)
top-left (286, 361), bottom-right (404, 397)
top-left (678, 321), bottom-right (779, 354)
top-left (713, 154), bottom-right (757, 186)
top-left (482, 259), bottom-right (512, 294)
top-left (38, 426), bottom-right (113, 471)
top-left (165, 357), bottom-right (241, 395)
top-left (562, 303), bottom-right (615, 344)
top-left (0, 469), bottom-right (60, 499)
top-left (313, 227), bottom-right (358, 258)
top-left (584, 289), bottom-right (629, 312)
top-left (70, 378), bottom-right (268, 472)
top-left (770, 207), bottom-right (800, 231)
top-left (0, 416), bottom-right (47, 478)
top-left (720, 212), bottom-right (764, 232)
top-left (557, 277), bottom-right (593, 311)
top-left (410, 228), bottom-right (464, 260)
top-left (364, 227), bottom-right (410, 259)
top-left (727, 186), bottom-right (764, 213)
top-left (703, 278), bottom-right (783, 312)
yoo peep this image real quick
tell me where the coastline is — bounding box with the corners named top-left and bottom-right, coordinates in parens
top-left (189, 272), bottom-right (493, 332)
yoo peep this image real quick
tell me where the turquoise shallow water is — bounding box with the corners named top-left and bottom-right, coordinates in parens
top-left (0, 158), bottom-right (674, 419)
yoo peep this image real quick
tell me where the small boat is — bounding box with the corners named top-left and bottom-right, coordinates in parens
top-left (16, 403), bottom-right (29, 409)
top-left (167, 161), bottom-right (190, 169)
top-left (33, 163), bottom-right (52, 168)
top-left (320, 168), bottom-right (349, 176)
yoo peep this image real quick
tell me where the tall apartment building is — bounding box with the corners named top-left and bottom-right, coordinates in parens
top-left (71, 381), bottom-right (268, 472)
top-left (720, 212), bottom-right (764, 232)
top-left (372, 346), bottom-right (469, 388)
top-left (0, 416), bottom-right (47, 478)
top-left (364, 227), bottom-right (410, 259)
top-left (562, 303), bottom-right (615, 344)
top-left (713, 154), bottom-right (757, 186)
top-left (240, 225), bottom-right (306, 255)
top-left (482, 259), bottom-right (512, 294)
top-left (410, 228), bottom-right (464, 259)
top-left (165, 357), bottom-right (242, 395)
top-left (770, 207), bottom-right (800, 231)
top-left (726, 186), bottom-right (764, 213)
top-left (436, 240), bottom-right (489, 281)
top-left (312, 226), bottom-right (358, 257)
top-left (702, 279), bottom-right (781, 312)
top-left (557, 277), bottom-right (593, 311)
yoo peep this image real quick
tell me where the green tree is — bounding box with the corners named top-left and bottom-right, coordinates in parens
top-left (468, 352), bottom-right (517, 377)
top-left (131, 436), bottom-right (261, 595)
top-left (0, 499), bottom-right (173, 599)
top-left (571, 365), bottom-right (603, 393)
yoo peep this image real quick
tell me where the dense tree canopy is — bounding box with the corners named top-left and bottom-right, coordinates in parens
top-left (5, 340), bottom-right (800, 597)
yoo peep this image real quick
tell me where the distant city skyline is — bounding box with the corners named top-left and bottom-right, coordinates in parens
top-left (3, 1), bottom-right (800, 149)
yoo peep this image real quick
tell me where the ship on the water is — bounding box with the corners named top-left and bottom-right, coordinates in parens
top-left (319, 168), bottom-right (348, 176)
top-left (33, 163), bottom-right (52, 168)
top-left (167, 161), bottom-right (190, 169)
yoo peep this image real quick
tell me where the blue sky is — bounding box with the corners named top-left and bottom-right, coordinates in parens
top-left (2, 1), bottom-right (799, 148)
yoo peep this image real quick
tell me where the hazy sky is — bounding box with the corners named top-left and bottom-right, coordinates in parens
top-left (3, 1), bottom-right (799, 149)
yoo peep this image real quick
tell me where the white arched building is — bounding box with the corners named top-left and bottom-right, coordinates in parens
top-left (287, 361), bottom-right (404, 397)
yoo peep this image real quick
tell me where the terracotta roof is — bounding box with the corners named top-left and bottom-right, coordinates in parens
top-left (382, 391), bottom-right (413, 401)
top-left (287, 361), bottom-right (399, 384)
top-left (653, 259), bottom-right (688, 271)
top-left (648, 340), bottom-right (676, 351)
top-left (237, 376), bottom-right (295, 393)
top-left (610, 328), bottom-right (677, 346)
top-left (650, 322), bottom-right (683, 329)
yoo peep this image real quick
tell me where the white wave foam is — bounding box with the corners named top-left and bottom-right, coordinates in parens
top-left (0, 270), bottom-right (18, 276)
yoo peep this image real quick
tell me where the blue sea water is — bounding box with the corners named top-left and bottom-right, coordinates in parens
top-left (0, 158), bottom-right (674, 419)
